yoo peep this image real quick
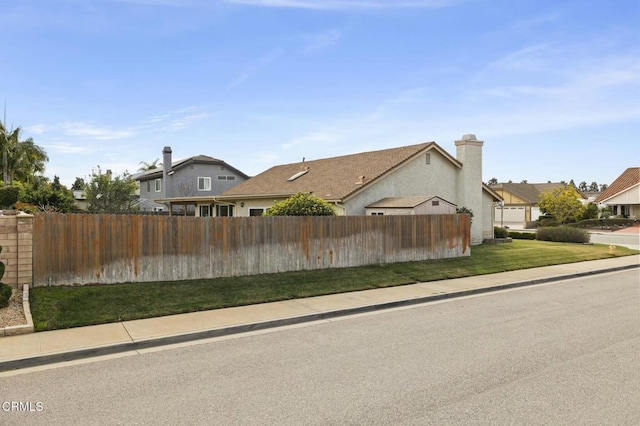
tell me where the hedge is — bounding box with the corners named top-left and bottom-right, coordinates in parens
top-left (494, 226), bottom-right (508, 238)
top-left (508, 231), bottom-right (536, 240)
top-left (569, 218), bottom-right (635, 228)
top-left (536, 226), bottom-right (590, 244)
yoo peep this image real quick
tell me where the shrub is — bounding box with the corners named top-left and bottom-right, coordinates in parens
top-left (0, 283), bottom-right (11, 309)
top-left (456, 207), bottom-right (473, 224)
top-left (0, 246), bottom-right (9, 308)
top-left (537, 216), bottom-right (560, 227)
top-left (580, 203), bottom-right (599, 220)
top-left (536, 226), bottom-right (590, 244)
top-left (508, 231), bottom-right (536, 240)
top-left (569, 218), bottom-right (635, 229)
top-left (0, 185), bottom-right (20, 209)
top-left (494, 226), bottom-right (508, 238)
top-left (265, 193), bottom-right (336, 216)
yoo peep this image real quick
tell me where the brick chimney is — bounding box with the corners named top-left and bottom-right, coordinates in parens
top-left (455, 134), bottom-right (484, 245)
top-left (162, 146), bottom-right (173, 198)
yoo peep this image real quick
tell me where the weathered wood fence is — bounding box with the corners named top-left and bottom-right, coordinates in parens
top-left (32, 213), bottom-right (470, 286)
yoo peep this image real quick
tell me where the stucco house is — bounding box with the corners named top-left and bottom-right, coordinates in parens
top-left (195, 134), bottom-right (499, 245)
top-left (135, 146), bottom-right (250, 214)
top-left (365, 196), bottom-right (457, 216)
top-left (594, 167), bottom-right (640, 219)
top-left (490, 182), bottom-right (586, 228)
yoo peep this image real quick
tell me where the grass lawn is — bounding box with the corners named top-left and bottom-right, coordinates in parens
top-left (30, 240), bottom-right (638, 331)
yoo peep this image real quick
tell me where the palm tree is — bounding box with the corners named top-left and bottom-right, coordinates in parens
top-left (0, 120), bottom-right (48, 186)
top-left (138, 158), bottom-right (162, 172)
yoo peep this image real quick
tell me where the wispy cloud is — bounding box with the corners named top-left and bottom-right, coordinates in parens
top-left (140, 106), bottom-right (210, 131)
top-left (32, 106), bottom-right (209, 157)
top-left (60, 122), bottom-right (137, 140)
top-left (486, 43), bottom-right (559, 73)
top-left (303, 29), bottom-right (342, 53)
top-left (222, 0), bottom-right (458, 9)
top-left (281, 131), bottom-right (341, 149)
top-left (42, 141), bottom-right (93, 154)
top-left (26, 124), bottom-right (51, 135)
top-left (228, 48), bottom-right (285, 89)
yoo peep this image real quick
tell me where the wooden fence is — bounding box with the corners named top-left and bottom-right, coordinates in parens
top-left (32, 213), bottom-right (470, 286)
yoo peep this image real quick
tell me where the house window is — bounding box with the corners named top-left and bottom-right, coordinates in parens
top-left (249, 208), bottom-right (265, 217)
top-left (199, 205), bottom-right (211, 217)
top-left (216, 205), bottom-right (234, 217)
top-left (198, 177), bottom-right (211, 191)
top-left (154, 179), bottom-right (161, 192)
top-left (146, 181), bottom-right (151, 192)
top-left (371, 212), bottom-right (384, 216)
top-left (217, 175), bottom-right (236, 181)
top-left (432, 200), bottom-right (440, 206)
top-left (425, 153), bottom-right (431, 165)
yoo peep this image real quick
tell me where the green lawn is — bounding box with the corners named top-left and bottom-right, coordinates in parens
top-left (30, 240), bottom-right (638, 331)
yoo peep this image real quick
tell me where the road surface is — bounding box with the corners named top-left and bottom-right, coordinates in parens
top-left (1, 269), bottom-right (639, 425)
top-left (590, 232), bottom-right (640, 250)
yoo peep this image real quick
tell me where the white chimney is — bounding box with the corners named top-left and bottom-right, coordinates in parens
top-left (455, 134), bottom-right (484, 245)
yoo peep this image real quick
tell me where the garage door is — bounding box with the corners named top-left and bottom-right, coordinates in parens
top-left (495, 206), bottom-right (525, 222)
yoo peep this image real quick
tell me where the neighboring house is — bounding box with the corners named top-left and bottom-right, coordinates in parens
top-left (209, 134), bottom-right (501, 245)
top-left (73, 190), bottom-right (88, 211)
top-left (582, 191), bottom-right (601, 204)
top-left (490, 182), bottom-right (586, 228)
top-left (365, 196), bottom-right (457, 216)
top-left (136, 146), bottom-right (250, 214)
top-left (594, 167), bottom-right (640, 219)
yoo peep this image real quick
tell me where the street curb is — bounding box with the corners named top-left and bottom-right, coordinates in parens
top-left (1, 263), bottom-right (638, 372)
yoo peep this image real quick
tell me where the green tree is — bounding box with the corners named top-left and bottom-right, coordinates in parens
top-left (71, 177), bottom-right (86, 191)
top-left (18, 176), bottom-right (78, 213)
top-left (265, 193), bottom-right (336, 216)
top-left (538, 186), bottom-right (585, 224)
top-left (589, 182), bottom-right (600, 192)
top-left (487, 177), bottom-right (498, 185)
top-left (599, 183), bottom-right (608, 192)
top-left (578, 181), bottom-right (588, 191)
top-left (580, 202), bottom-right (599, 220)
top-left (0, 120), bottom-right (48, 186)
top-left (138, 158), bottom-right (161, 172)
top-left (85, 167), bottom-right (139, 213)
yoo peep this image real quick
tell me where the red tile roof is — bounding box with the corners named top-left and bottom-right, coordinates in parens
top-left (594, 167), bottom-right (640, 203)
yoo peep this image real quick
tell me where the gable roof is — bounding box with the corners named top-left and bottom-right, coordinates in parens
top-left (219, 142), bottom-right (460, 201)
top-left (366, 196), bottom-right (456, 209)
top-left (594, 167), bottom-right (640, 203)
top-left (135, 155), bottom-right (250, 181)
top-left (490, 182), bottom-right (584, 204)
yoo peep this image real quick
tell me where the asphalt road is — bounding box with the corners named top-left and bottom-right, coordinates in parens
top-left (590, 232), bottom-right (640, 250)
top-left (1, 270), bottom-right (639, 425)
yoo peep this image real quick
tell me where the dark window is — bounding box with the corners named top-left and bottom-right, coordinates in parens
top-left (216, 205), bottom-right (234, 217)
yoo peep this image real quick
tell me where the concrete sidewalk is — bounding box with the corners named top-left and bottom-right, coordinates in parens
top-left (1, 255), bottom-right (638, 372)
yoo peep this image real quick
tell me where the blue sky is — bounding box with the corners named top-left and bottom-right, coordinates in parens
top-left (2, 0), bottom-right (639, 188)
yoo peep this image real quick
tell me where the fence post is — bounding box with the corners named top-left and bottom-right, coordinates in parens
top-left (0, 212), bottom-right (34, 289)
